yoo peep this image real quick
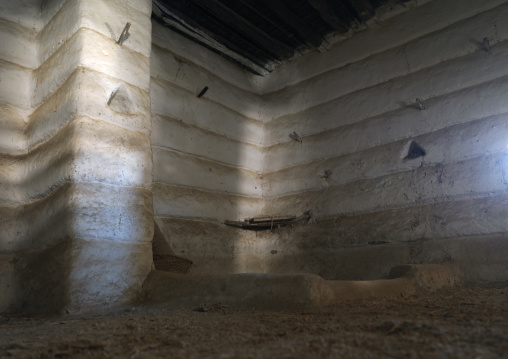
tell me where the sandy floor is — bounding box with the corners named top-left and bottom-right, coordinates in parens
top-left (0, 283), bottom-right (506, 358)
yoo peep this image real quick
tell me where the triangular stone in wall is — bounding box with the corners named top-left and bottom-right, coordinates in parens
top-left (406, 141), bottom-right (426, 159)
top-left (107, 85), bottom-right (136, 114)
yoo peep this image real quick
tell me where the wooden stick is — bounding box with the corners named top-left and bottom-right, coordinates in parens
top-left (117, 22), bottom-right (131, 46)
top-left (250, 215), bottom-right (296, 223)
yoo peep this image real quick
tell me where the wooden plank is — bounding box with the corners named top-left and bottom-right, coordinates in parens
top-left (259, 0), bottom-right (324, 48)
top-left (153, 0), bottom-right (273, 75)
top-left (226, 212), bottom-right (310, 230)
top-left (307, 0), bottom-right (349, 32)
top-left (225, 221), bottom-right (289, 229)
top-left (236, 0), bottom-right (307, 48)
top-left (224, 220), bottom-right (246, 228)
top-left (249, 215), bottom-right (296, 223)
top-left (188, 0), bottom-right (295, 59)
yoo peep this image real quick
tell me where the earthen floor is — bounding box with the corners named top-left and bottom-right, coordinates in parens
top-left (0, 283), bottom-right (506, 358)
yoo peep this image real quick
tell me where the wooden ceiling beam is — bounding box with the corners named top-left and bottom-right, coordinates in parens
top-left (307, 0), bottom-right (349, 33)
top-left (188, 0), bottom-right (294, 59)
top-left (235, 0), bottom-right (307, 48)
top-left (259, 0), bottom-right (323, 48)
top-left (153, 0), bottom-right (274, 75)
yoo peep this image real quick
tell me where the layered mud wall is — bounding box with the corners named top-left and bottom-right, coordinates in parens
top-left (0, 0), bottom-right (153, 314)
top-left (150, 21), bottom-right (267, 273)
top-left (260, 0), bottom-right (508, 281)
top-left (151, 0), bottom-right (508, 281)
top-left (1, 0), bottom-right (507, 315)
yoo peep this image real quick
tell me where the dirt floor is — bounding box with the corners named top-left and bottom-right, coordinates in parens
top-left (0, 283), bottom-right (506, 359)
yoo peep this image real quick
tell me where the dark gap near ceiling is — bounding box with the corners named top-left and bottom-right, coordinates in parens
top-left (220, 0), bottom-right (307, 50)
top-left (188, 0), bottom-right (295, 60)
top-left (282, 0), bottom-right (335, 38)
top-left (151, 14), bottom-right (265, 76)
top-left (155, 0), bottom-right (277, 67)
top-left (154, 0), bottom-right (414, 76)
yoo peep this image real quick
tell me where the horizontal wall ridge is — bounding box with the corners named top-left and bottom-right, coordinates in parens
top-left (37, 0), bottom-right (149, 65)
top-left (153, 182), bottom-right (264, 221)
top-left (0, 177), bottom-right (71, 210)
top-left (151, 43), bottom-right (262, 112)
top-left (38, 0), bottom-right (71, 35)
top-left (263, 108), bottom-right (508, 175)
top-left (0, 14), bottom-right (39, 35)
top-left (266, 37), bottom-right (508, 132)
top-left (1, 113), bottom-right (152, 207)
top-left (151, 75), bottom-right (261, 124)
top-left (0, 179), bottom-right (153, 209)
top-left (264, 71), bottom-right (508, 151)
top-left (152, 145), bottom-right (262, 174)
top-left (263, 150), bottom-right (508, 200)
top-left (151, 21), bottom-right (259, 95)
top-left (388, 232), bottom-right (508, 245)
top-left (0, 182), bottom-right (153, 254)
top-left (0, 154), bottom-right (148, 208)
top-left (153, 181), bottom-right (263, 200)
top-left (81, 26), bottom-right (149, 60)
top-left (0, 57), bottom-right (31, 71)
top-left (155, 215), bottom-right (225, 225)
top-left (310, 190), bottom-right (508, 222)
top-left (24, 114), bottom-right (148, 156)
top-left (151, 113), bottom-right (262, 147)
top-left (154, 215), bottom-right (222, 226)
top-left (0, 16), bottom-right (37, 68)
top-left (33, 37), bottom-right (149, 110)
top-left (28, 66), bottom-right (149, 142)
top-left (258, 0), bottom-right (508, 94)
top-left (301, 230), bottom-right (508, 251)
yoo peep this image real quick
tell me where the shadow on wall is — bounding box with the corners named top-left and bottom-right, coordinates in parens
top-left (150, 19), bottom-right (267, 275)
top-left (14, 239), bottom-right (72, 314)
top-left (151, 1), bottom-right (508, 283)
top-left (1, 0), bottom-right (155, 314)
top-left (254, 0), bottom-right (508, 282)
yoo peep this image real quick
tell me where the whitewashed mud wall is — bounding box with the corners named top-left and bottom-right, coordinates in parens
top-left (150, 21), bottom-right (270, 273)
top-left (0, 0), bottom-right (153, 314)
top-left (0, 0), bottom-right (38, 313)
top-left (260, 0), bottom-right (508, 281)
top-left (151, 0), bottom-right (508, 282)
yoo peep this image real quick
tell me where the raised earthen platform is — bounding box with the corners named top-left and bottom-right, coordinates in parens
top-left (142, 264), bottom-right (462, 311)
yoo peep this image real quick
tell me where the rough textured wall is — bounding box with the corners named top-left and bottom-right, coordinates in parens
top-left (150, 21), bottom-right (269, 273)
top-left (0, 0), bottom-right (153, 314)
top-left (150, 0), bottom-right (508, 282)
top-left (0, 0), bottom-right (39, 313)
top-left (260, 0), bottom-right (508, 281)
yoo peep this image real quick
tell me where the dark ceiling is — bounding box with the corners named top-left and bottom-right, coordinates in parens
top-left (152, 0), bottom-right (409, 75)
